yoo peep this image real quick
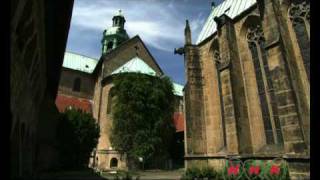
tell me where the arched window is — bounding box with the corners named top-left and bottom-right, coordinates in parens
top-left (73, 77), bottom-right (81, 92)
top-left (107, 41), bottom-right (113, 50)
top-left (289, 1), bottom-right (310, 80)
top-left (247, 25), bottom-right (283, 145)
top-left (110, 158), bottom-right (118, 168)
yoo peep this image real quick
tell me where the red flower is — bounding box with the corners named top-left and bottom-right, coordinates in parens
top-left (270, 165), bottom-right (280, 175)
top-left (249, 165), bottom-right (260, 175)
top-left (228, 164), bottom-right (240, 176)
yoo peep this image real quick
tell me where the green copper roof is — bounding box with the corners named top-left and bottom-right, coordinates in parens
top-left (110, 56), bottom-right (184, 96)
top-left (173, 83), bottom-right (184, 96)
top-left (196, 0), bottom-right (256, 44)
top-left (111, 56), bottom-right (157, 76)
top-left (63, 52), bottom-right (98, 73)
top-left (104, 27), bottom-right (129, 38)
top-left (114, 9), bottom-right (124, 17)
top-left (104, 27), bottom-right (120, 35)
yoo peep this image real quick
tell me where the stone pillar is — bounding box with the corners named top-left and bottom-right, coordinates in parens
top-left (276, 0), bottom-right (310, 149)
top-left (183, 20), bottom-right (207, 157)
top-left (214, 15), bottom-right (239, 154)
top-left (257, 0), bottom-right (307, 153)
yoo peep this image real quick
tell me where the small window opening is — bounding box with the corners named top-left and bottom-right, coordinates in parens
top-left (110, 158), bottom-right (118, 168)
top-left (73, 77), bottom-right (81, 92)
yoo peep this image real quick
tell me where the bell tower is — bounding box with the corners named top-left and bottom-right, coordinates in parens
top-left (101, 10), bottom-right (129, 55)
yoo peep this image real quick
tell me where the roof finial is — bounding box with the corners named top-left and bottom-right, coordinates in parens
top-left (185, 19), bottom-right (192, 45)
top-left (115, 9), bottom-right (123, 16)
top-left (211, 1), bottom-right (216, 9)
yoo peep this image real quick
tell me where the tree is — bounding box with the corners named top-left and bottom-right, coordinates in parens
top-left (110, 73), bottom-right (176, 168)
top-left (56, 108), bottom-right (100, 169)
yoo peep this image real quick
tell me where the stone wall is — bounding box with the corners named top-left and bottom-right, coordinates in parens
top-left (102, 36), bottom-right (164, 77)
top-left (183, 0), bottom-right (309, 178)
top-left (58, 68), bottom-right (96, 99)
top-left (92, 78), bottom-right (127, 171)
top-left (10, 0), bottom-right (73, 178)
top-left (11, 0), bottom-right (49, 177)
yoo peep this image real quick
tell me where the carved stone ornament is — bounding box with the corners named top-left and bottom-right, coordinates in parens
top-left (288, 1), bottom-right (310, 25)
top-left (246, 25), bottom-right (265, 44)
top-left (214, 50), bottom-right (230, 71)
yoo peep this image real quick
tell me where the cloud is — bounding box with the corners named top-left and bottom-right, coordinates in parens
top-left (66, 0), bottom-right (212, 84)
top-left (69, 0), bottom-right (205, 52)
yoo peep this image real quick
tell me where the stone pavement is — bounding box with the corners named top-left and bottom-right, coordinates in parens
top-left (37, 169), bottom-right (184, 180)
top-left (102, 169), bottom-right (184, 180)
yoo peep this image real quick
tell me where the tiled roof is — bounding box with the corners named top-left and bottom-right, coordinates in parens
top-left (196, 0), bottom-right (256, 44)
top-left (55, 94), bottom-right (93, 113)
top-left (62, 52), bottom-right (98, 73)
top-left (173, 112), bottom-right (184, 132)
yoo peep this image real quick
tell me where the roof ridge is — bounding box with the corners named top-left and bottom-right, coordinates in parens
top-left (196, 0), bottom-right (257, 44)
top-left (65, 51), bottom-right (99, 61)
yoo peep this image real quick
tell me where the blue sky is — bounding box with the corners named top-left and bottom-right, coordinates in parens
top-left (66, 0), bottom-right (223, 85)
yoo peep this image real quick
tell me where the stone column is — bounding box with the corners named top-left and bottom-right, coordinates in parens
top-left (215, 15), bottom-right (239, 154)
top-left (257, 0), bottom-right (307, 153)
top-left (183, 20), bottom-right (207, 158)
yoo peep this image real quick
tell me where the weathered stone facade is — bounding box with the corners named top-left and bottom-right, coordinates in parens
top-left (91, 36), bottom-right (165, 171)
top-left (57, 19), bottom-right (185, 171)
top-left (58, 68), bottom-right (96, 100)
top-left (10, 0), bottom-right (74, 178)
top-left (180, 0), bottom-right (309, 178)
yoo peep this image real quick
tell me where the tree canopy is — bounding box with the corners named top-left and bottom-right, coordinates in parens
top-left (110, 73), bottom-right (176, 168)
top-left (56, 108), bottom-right (100, 169)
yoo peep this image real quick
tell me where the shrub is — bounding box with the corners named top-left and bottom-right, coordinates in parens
top-left (56, 108), bottom-right (100, 169)
top-left (110, 73), bottom-right (176, 168)
top-left (114, 171), bottom-right (140, 180)
top-left (201, 166), bottom-right (218, 178)
top-left (263, 161), bottom-right (290, 180)
top-left (181, 166), bottom-right (219, 179)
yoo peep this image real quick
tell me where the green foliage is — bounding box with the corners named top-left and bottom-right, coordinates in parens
top-left (110, 73), bottom-right (176, 167)
top-left (114, 171), bottom-right (140, 180)
top-left (185, 167), bottom-right (202, 179)
top-left (56, 108), bottom-right (100, 169)
top-left (181, 166), bottom-right (219, 179)
top-left (201, 166), bottom-right (218, 178)
top-left (263, 162), bottom-right (290, 180)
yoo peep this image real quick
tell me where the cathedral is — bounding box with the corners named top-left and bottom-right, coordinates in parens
top-left (177, 0), bottom-right (309, 178)
top-left (55, 10), bottom-right (185, 170)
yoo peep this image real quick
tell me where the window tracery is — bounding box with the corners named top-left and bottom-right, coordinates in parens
top-left (288, 1), bottom-right (310, 80)
top-left (247, 25), bottom-right (283, 145)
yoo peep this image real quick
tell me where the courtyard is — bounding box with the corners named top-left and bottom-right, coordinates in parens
top-left (37, 169), bottom-right (184, 180)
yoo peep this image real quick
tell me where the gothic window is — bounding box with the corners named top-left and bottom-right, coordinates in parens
top-left (73, 77), bottom-right (81, 92)
top-left (247, 26), bottom-right (283, 145)
top-left (107, 41), bottom-right (113, 50)
top-left (289, 1), bottom-right (310, 80)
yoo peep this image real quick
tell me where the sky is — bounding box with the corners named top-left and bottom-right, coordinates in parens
top-left (66, 0), bottom-right (224, 85)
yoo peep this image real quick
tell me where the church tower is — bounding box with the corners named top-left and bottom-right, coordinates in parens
top-left (101, 10), bottom-right (129, 55)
